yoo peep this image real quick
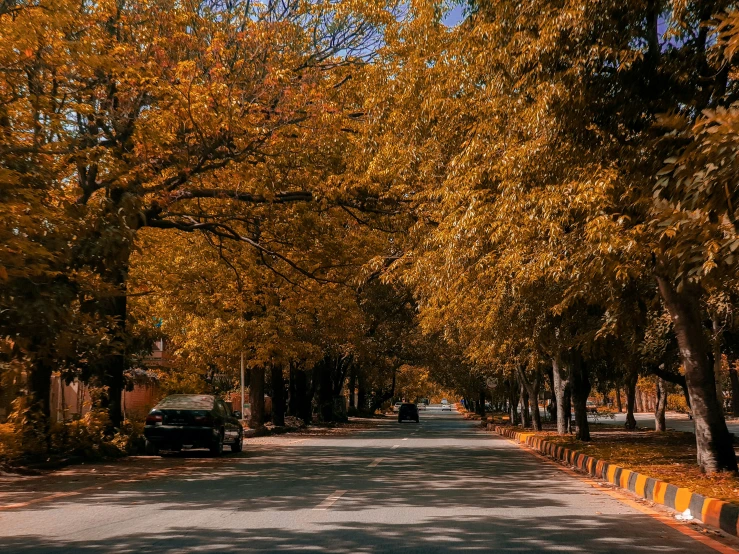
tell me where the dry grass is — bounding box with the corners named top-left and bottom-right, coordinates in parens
top-left (525, 424), bottom-right (739, 505)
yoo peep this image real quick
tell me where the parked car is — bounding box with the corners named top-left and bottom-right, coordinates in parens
top-left (586, 400), bottom-right (598, 414)
top-left (398, 403), bottom-right (420, 423)
top-left (144, 394), bottom-right (243, 456)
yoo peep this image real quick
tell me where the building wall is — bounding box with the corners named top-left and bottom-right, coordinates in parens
top-left (49, 375), bottom-right (91, 423)
top-left (122, 383), bottom-right (160, 420)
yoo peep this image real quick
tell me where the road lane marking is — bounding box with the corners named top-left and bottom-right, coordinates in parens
top-left (290, 439), bottom-right (307, 444)
top-left (368, 458), bottom-right (383, 468)
top-left (313, 489), bottom-right (347, 510)
top-left (391, 445), bottom-right (399, 449)
top-left (402, 438), bottom-right (408, 441)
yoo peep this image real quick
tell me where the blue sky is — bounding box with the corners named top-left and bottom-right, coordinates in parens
top-left (442, 3), bottom-right (465, 26)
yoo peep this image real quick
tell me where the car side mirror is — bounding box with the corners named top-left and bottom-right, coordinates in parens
top-left (233, 411), bottom-right (242, 419)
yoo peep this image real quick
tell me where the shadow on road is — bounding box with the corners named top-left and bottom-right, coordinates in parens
top-left (0, 413), bottom-right (713, 553)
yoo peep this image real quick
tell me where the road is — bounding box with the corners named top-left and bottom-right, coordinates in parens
top-left (591, 411), bottom-right (739, 434)
top-left (0, 408), bottom-right (732, 553)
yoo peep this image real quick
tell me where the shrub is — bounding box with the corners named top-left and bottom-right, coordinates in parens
top-left (667, 393), bottom-right (690, 413)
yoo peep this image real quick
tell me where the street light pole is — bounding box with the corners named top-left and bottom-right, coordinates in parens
top-left (240, 351), bottom-right (245, 417)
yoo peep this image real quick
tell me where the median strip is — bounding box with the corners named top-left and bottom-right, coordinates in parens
top-left (494, 426), bottom-right (739, 538)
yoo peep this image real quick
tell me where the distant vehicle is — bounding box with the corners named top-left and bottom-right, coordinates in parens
top-left (441, 398), bottom-right (449, 404)
top-left (144, 394), bottom-right (243, 457)
top-left (398, 403), bottom-right (420, 423)
top-left (441, 399), bottom-right (451, 412)
top-left (586, 400), bottom-right (598, 414)
top-left (417, 403), bottom-right (426, 411)
top-left (393, 402), bottom-right (403, 412)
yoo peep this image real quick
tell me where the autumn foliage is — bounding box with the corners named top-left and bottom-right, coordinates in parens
top-left (3, 0), bottom-right (739, 475)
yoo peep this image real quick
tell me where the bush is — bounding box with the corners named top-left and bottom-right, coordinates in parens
top-left (667, 393), bottom-right (689, 413)
top-left (0, 406), bottom-right (147, 466)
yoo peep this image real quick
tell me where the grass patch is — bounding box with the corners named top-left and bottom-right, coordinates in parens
top-left (523, 423), bottom-right (739, 506)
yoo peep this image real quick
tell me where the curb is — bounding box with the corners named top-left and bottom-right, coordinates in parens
top-left (493, 425), bottom-right (739, 537)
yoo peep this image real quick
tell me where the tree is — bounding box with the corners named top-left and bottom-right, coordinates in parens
top-left (1, 0), bottom-right (397, 429)
top-left (354, 0), bottom-right (739, 471)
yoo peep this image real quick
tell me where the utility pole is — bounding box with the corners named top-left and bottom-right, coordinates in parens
top-left (240, 351), bottom-right (245, 418)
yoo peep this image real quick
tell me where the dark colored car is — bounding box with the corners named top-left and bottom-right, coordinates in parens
top-left (398, 403), bottom-right (420, 423)
top-left (144, 394), bottom-right (243, 456)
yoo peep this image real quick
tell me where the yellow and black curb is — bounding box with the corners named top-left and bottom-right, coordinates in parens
top-left (494, 426), bottom-right (739, 537)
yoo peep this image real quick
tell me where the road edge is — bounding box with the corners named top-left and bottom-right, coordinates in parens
top-left (493, 425), bottom-right (739, 539)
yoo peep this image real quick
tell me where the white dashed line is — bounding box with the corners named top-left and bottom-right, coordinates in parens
top-left (392, 445), bottom-right (400, 449)
top-left (368, 458), bottom-right (383, 468)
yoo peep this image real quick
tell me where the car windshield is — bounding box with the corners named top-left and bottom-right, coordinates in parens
top-left (156, 395), bottom-right (214, 410)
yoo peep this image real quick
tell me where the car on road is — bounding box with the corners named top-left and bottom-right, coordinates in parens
top-left (393, 402), bottom-right (403, 412)
top-left (144, 394), bottom-right (243, 457)
top-left (398, 403), bottom-right (420, 423)
top-left (417, 402), bottom-right (426, 410)
top-left (441, 399), bottom-right (451, 411)
top-left (586, 400), bottom-right (598, 414)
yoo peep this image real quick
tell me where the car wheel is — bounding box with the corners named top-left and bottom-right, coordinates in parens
top-left (210, 431), bottom-right (224, 457)
top-left (145, 440), bottom-right (160, 456)
top-left (231, 434), bottom-right (243, 453)
top-left (415, 418), bottom-right (420, 423)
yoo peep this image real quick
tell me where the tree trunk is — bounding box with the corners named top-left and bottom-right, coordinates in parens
top-left (357, 371), bottom-right (367, 414)
top-left (316, 358), bottom-right (334, 422)
top-left (348, 367), bottom-right (356, 409)
top-left (657, 276), bottom-right (737, 473)
top-left (635, 387), bottom-right (644, 413)
top-left (713, 318), bottom-right (725, 415)
top-left (27, 356), bottom-right (53, 452)
top-left (546, 363), bottom-right (556, 423)
top-left (98, 260), bottom-right (128, 431)
top-left (28, 357), bottom-right (53, 422)
top-left (655, 378), bottom-right (667, 432)
top-left (625, 370), bottom-right (637, 429)
top-left (507, 376), bottom-right (519, 425)
top-left (518, 366), bottom-right (542, 431)
top-left (528, 380), bottom-right (542, 431)
top-left (552, 357), bottom-right (569, 434)
top-left (478, 388), bottom-right (486, 417)
top-left (288, 364), bottom-right (298, 416)
top-left (569, 351), bottom-right (591, 441)
top-left (615, 386), bottom-right (623, 412)
top-left (730, 364), bottom-right (739, 417)
top-left (519, 380), bottom-right (531, 428)
top-left (331, 356), bottom-right (350, 422)
top-left (271, 365), bottom-right (285, 427)
top-left (294, 368), bottom-right (312, 424)
top-left (249, 365), bottom-right (265, 429)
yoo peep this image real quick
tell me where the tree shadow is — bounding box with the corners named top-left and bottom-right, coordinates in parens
top-left (0, 413), bottom-right (720, 553)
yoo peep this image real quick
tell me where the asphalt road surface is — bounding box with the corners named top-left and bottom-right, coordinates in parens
top-left (0, 408), bottom-right (732, 553)
top-left (592, 411), bottom-right (739, 434)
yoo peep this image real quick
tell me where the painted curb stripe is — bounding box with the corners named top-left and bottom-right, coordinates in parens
top-left (493, 426), bottom-right (739, 538)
